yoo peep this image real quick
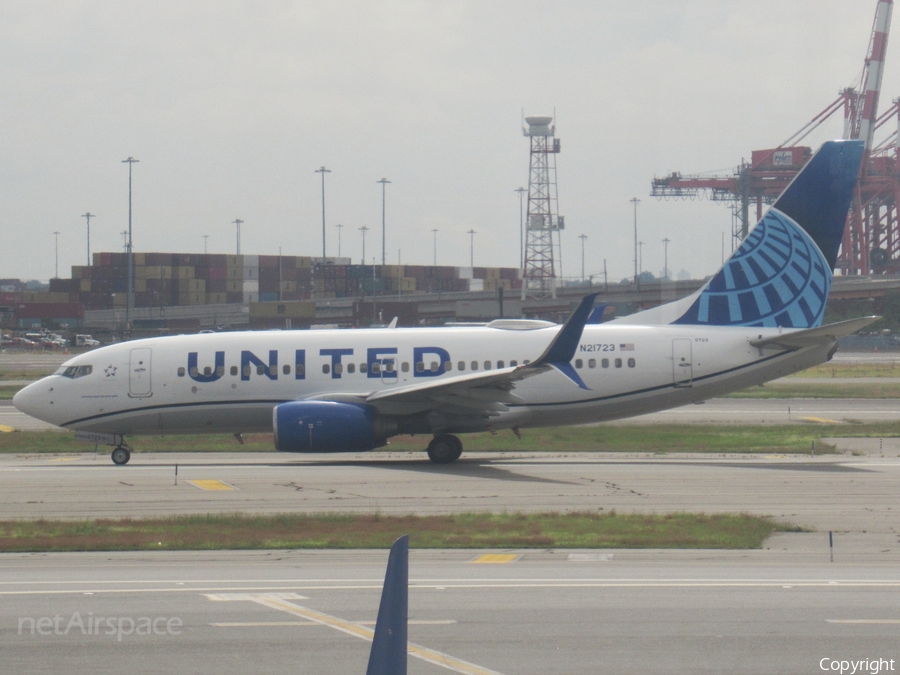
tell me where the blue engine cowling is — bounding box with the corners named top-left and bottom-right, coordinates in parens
top-left (273, 401), bottom-right (383, 453)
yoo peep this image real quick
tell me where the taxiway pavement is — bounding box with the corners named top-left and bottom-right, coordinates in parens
top-left (2, 549), bottom-right (899, 675)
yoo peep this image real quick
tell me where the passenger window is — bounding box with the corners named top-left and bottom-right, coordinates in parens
top-left (256, 365), bottom-right (265, 375)
top-left (431, 361), bottom-right (439, 372)
top-left (588, 359), bottom-right (596, 368)
top-left (458, 361), bottom-right (466, 371)
top-left (347, 363), bottom-right (356, 374)
top-left (615, 358), bottom-right (622, 368)
top-left (231, 366), bottom-right (238, 376)
top-left (283, 364), bottom-right (291, 375)
top-left (523, 359), bottom-right (530, 365)
top-left (322, 364), bottom-right (330, 374)
top-left (296, 363), bottom-right (305, 375)
top-left (217, 366), bottom-right (225, 377)
top-left (444, 361), bottom-right (452, 372)
top-left (575, 359), bottom-right (583, 369)
top-left (510, 360), bottom-right (517, 367)
top-left (334, 363), bottom-right (343, 375)
top-left (177, 367), bottom-right (185, 377)
top-left (204, 366), bottom-right (212, 376)
top-left (372, 362), bottom-right (381, 374)
top-left (401, 362), bottom-right (409, 373)
top-left (602, 358), bottom-right (609, 368)
top-left (243, 366), bottom-right (252, 377)
top-left (386, 361), bottom-right (395, 373)
top-left (471, 361), bottom-right (478, 371)
top-left (190, 367), bottom-right (199, 377)
top-left (628, 358), bottom-right (636, 368)
top-left (497, 360), bottom-right (505, 369)
top-left (360, 363), bottom-right (368, 373)
top-left (415, 362), bottom-right (424, 373)
top-left (484, 361), bottom-right (491, 370)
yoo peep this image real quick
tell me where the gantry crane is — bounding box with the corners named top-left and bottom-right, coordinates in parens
top-left (652, 0), bottom-right (897, 275)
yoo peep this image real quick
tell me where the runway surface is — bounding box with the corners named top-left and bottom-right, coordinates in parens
top-left (2, 549), bottom-right (899, 675)
top-left (1, 452), bottom-right (898, 549)
top-left (3, 351), bottom-right (900, 673)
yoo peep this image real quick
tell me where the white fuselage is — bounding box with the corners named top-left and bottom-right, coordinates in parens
top-left (14, 322), bottom-right (829, 438)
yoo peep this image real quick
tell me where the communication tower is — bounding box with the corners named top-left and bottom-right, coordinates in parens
top-left (522, 115), bottom-right (564, 299)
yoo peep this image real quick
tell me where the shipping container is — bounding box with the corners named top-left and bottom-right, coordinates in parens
top-left (750, 146), bottom-right (811, 169)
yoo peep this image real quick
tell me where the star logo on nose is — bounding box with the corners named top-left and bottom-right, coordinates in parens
top-left (104, 365), bottom-right (117, 377)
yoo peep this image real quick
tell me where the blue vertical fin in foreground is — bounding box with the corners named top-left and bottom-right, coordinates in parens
top-left (672, 140), bottom-right (864, 329)
top-left (366, 534), bottom-right (408, 675)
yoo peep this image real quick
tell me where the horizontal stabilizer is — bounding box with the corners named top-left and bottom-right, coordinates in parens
top-left (749, 316), bottom-right (880, 350)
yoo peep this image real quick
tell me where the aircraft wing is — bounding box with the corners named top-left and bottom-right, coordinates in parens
top-left (749, 316), bottom-right (879, 350)
top-left (306, 293), bottom-right (600, 418)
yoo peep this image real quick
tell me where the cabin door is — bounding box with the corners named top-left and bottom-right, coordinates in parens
top-left (672, 339), bottom-right (693, 388)
top-left (129, 348), bottom-right (153, 398)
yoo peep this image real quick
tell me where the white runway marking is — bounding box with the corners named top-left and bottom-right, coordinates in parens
top-left (207, 593), bottom-right (505, 675)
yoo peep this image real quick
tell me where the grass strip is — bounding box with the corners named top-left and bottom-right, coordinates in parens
top-left (727, 382), bottom-right (900, 398)
top-left (5, 422), bottom-right (900, 454)
top-left (785, 362), bottom-right (900, 379)
top-left (0, 511), bottom-right (800, 552)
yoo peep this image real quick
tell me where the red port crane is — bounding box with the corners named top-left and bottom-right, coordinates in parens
top-left (652, 0), bottom-right (897, 275)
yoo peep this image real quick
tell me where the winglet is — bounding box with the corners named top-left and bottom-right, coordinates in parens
top-left (531, 293), bottom-right (599, 367)
top-left (366, 535), bottom-right (408, 675)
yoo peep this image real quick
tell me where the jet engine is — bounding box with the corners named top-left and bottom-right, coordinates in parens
top-left (273, 400), bottom-right (392, 453)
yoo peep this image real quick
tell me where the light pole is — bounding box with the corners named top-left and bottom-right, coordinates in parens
top-left (515, 187), bottom-right (527, 268)
top-left (467, 229), bottom-right (476, 267)
top-left (638, 240), bottom-right (644, 280)
top-left (121, 230), bottom-right (127, 252)
top-left (359, 226), bottom-right (369, 264)
top-left (233, 219), bottom-right (243, 255)
top-left (203, 235), bottom-right (209, 254)
top-left (335, 223), bottom-right (343, 258)
top-left (52, 231), bottom-right (60, 278)
top-left (122, 156), bottom-right (139, 328)
top-left (377, 178), bottom-right (391, 266)
top-left (579, 234), bottom-right (587, 283)
top-left (81, 212), bottom-right (95, 266)
top-left (431, 228), bottom-right (438, 266)
top-left (629, 197), bottom-right (640, 288)
top-left (662, 237), bottom-right (671, 280)
top-left (315, 166), bottom-right (331, 263)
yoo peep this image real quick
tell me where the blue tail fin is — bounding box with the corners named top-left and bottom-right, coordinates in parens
top-left (670, 140), bottom-right (864, 328)
top-left (366, 535), bottom-right (408, 675)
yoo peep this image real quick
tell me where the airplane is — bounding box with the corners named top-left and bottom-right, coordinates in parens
top-left (14, 139), bottom-right (876, 466)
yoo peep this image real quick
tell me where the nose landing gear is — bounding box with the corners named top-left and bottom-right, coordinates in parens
top-left (111, 445), bottom-right (131, 466)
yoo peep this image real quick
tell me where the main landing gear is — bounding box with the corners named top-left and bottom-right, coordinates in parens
top-left (111, 445), bottom-right (131, 466)
top-left (426, 434), bottom-right (463, 464)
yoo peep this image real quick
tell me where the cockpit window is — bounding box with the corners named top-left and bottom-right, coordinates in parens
top-left (61, 365), bottom-right (93, 379)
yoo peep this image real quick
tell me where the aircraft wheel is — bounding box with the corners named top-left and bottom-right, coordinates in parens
top-left (111, 447), bottom-right (131, 466)
top-left (426, 434), bottom-right (463, 464)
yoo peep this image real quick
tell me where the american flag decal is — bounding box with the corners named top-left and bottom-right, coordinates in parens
top-left (619, 343), bottom-right (635, 351)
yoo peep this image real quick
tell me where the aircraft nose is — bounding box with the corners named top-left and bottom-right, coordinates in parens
top-left (13, 380), bottom-right (52, 419)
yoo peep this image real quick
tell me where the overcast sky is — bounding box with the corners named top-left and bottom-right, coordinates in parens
top-left (1, 1), bottom-right (893, 284)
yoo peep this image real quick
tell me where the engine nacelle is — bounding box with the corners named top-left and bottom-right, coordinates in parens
top-left (273, 400), bottom-right (386, 453)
